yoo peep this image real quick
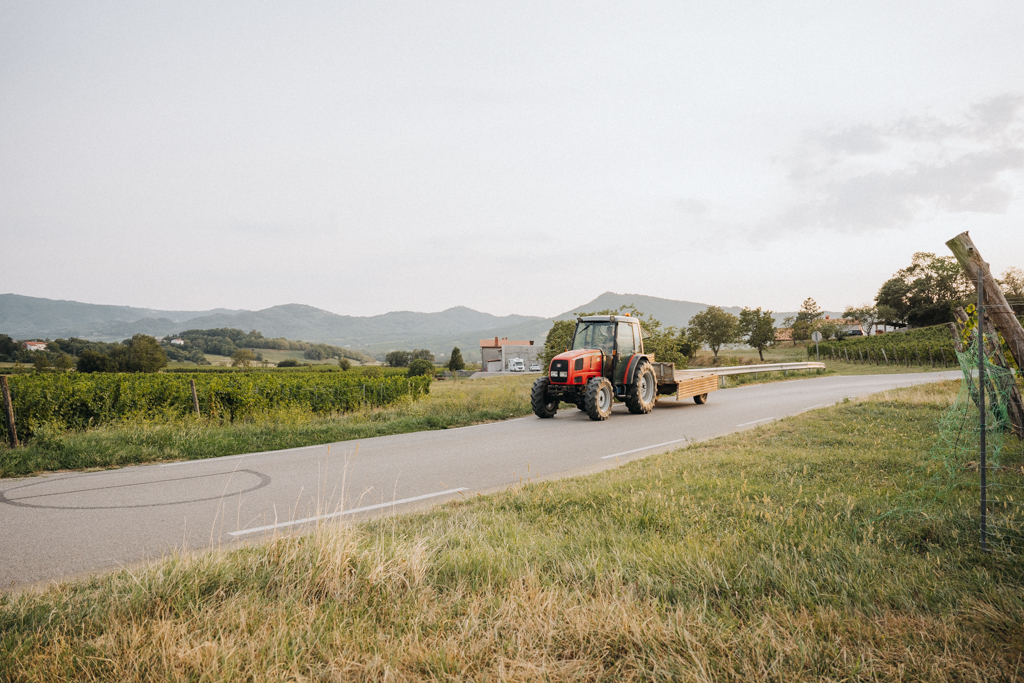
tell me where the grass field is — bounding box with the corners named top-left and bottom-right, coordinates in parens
top-left (2, 381), bottom-right (1021, 681)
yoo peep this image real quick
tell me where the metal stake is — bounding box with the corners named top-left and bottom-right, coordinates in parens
top-left (978, 266), bottom-right (988, 552)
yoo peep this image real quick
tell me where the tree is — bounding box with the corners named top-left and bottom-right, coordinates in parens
top-left (118, 334), bottom-right (167, 373)
top-left (688, 306), bottom-right (740, 360)
top-left (738, 307), bottom-right (776, 361)
top-left (0, 334), bottom-right (18, 362)
top-left (874, 252), bottom-right (972, 326)
top-left (1000, 266), bottom-right (1024, 315)
top-left (386, 350), bottom-right (411, 367)
top-left (231, 349), bottom-right (256, 368)
top-left (303, 346), bottom-right (328, 360)
top-left (675, 327), bottom-right (702, 362)
top-left (789, 298), bottom-right (823, 344)
top-left (338, 358), bottom-right (351, 371)
top-left (448, 347), bottom-right (465, 372)
top-left (842, 304), bottom-right (882, 336)
top-left (408, 358), bottom-right (434, 377)
top-left (77, 349), bottom-right (119, 373)
top-left (411, 349), bottom-right (435, 362)
top-left (32, 353), bottom-right (51, 372)
top-left (540, 320), bottom-right (576, 367)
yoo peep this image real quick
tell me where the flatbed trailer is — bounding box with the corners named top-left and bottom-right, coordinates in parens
top-left (651, 362), bottom-right (719, 403)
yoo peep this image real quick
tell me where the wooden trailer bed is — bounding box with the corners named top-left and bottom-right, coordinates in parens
top-left (650, 362), bottom-right (719, 401)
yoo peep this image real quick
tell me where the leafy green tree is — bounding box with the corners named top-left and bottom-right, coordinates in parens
top-left (120, 334), bottom-right (168, 373)
top-left (76, 349), bottom-right (119, 373)
top-left (411, 349), bottom-right (435, 362)
top-left (875, 252), bottom-right (971, 326)
top-left (231, 349), bottom-right (256, 368)
top-left (1000, 266), bottom-right (1024, 315)
top-left (338, 358), bottom-right (351, 371)
top-left (842, 304), bottom-right (882, 336)
top-left (815, 321), bottom-right (844, 341)
top-left (0, 334), bottom-right (18, 362)
top-left (540, 320), bottom-right (576, 367)
top-left (32, 353), bottom-right (52, 372)
top-left (788, 299), bottom-right (823, 344)
top-left (52, 353), bottom-right (74, 371)
top-left (386, 350), bottom-right (411, 367)
top-left (674, 327), bottom-right (702, 362)
top-left (408, 358), bottom-right (434, 377)
top-left (688, 306), bottom-right (740, 360)
top-left (795, 298), bottom-right (823, 325)
top-left (738, 307), bottom-right (776, 361)
top-left (448, 347), bottom-right (465, 372)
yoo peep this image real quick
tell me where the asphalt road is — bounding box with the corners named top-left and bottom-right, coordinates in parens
top-left (0, 371), bottom-right (959, 590)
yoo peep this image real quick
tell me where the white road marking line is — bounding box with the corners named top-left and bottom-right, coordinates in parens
top-left (736, 417), bottom-right (775, 427)
top-left (799, 403), bottom-right (829, 412)
top-left (599, 438), bottom-right (689, 460)
top-left (227, 487), bottom-right (469, 537)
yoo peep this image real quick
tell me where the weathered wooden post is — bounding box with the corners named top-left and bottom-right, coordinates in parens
top-left (1, 375), bottom-right (18, 448)
top-left (190, 379), bottom-right (201, 416)
top-left (946, 231), bottom-right (1024, 368)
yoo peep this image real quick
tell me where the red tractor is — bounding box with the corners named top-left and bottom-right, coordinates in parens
top-left (532, 314), bottom-right (716, 421)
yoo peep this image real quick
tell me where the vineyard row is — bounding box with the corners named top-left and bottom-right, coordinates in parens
top-left (0, 372), bottom-right (432, 443)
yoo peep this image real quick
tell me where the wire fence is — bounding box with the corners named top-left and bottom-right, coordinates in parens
top-left (925, 298), bottom-right (1024, 554)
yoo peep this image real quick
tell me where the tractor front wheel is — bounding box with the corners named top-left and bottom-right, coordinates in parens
top-left (625, 361), bottom-right (657, 414)
top-left (585, 377), bottom-right (614, 421)
top-left (531, 377), bottom-right (559, 418)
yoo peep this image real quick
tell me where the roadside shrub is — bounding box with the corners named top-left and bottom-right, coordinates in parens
top-left (408, 359), bottom-right (435, 377)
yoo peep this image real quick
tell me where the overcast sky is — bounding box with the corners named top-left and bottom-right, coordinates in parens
top-left (2, 2), bottom-right (1023, 318)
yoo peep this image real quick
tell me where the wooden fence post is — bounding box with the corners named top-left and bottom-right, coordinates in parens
top-left (190, 379), bottom-right (201, 416)
top-left (947, 231), bottom-right (1024, 370)
top-left (1, 375), bottom-right (18, 448)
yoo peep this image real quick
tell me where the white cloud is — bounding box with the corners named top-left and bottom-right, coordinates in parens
top-left (776, 94), bottom-right (1024, 234)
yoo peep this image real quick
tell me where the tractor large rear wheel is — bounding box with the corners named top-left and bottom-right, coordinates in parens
top-left (531, 377), bottom-right (559, 418)
top-left (585, 377), bottom-right (614, 421)
top-left (625, 360), bottom-right (657, 414)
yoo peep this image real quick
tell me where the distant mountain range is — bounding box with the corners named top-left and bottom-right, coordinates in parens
top-left (0, 292), bottom-right (839, 360)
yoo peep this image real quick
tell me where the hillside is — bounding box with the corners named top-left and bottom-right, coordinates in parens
top-left (557, 292), bottom-right (841, 328)
top-left (0, 293), bottom-right (240, 339)
top-left (1, 292), bottom-right (841, 361)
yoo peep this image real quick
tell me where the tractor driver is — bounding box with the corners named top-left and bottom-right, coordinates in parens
top-left (595, 324), bottom-right (615, 355)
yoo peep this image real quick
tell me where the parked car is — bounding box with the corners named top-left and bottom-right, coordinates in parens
top-left (529, 362), bottom-right (540, 372)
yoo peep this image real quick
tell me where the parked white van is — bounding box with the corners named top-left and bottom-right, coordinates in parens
top-left (507, 358), bottom-right (525, 372)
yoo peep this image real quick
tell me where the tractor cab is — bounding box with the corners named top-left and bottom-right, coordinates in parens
top-left (563, 316), bottom-right (644, 383)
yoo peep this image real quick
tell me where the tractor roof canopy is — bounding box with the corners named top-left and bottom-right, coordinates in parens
top-left (577, 315), bottom-right (639, 323)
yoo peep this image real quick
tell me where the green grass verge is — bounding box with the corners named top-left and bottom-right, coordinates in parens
top-left (0, 376), bottom-right (535, 477)
top-left (2, 381), bottom-right (1022, 681)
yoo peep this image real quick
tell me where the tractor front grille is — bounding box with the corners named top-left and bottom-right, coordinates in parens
top-left (550, 359), bottom-right (569, 383)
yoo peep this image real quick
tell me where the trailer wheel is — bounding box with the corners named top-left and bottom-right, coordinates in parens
top-left (694, 393), bottom-right (709, 404)
top-left (585, 377), bottom-right (614, 421)
top-left (625, 361), bottom-right (657, 414)
top-left (531, 378), bottom-right (559, 418)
